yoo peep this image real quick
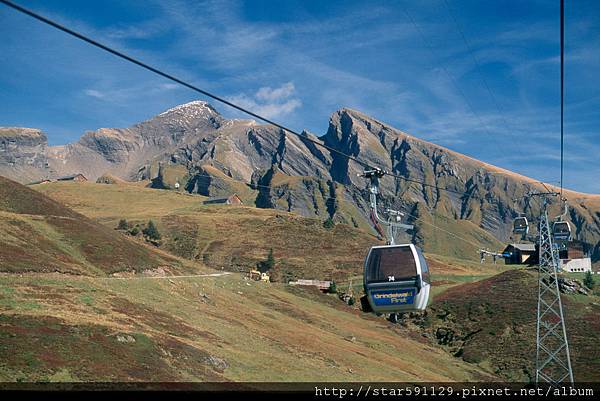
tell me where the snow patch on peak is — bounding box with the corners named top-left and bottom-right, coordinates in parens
top-left (157, 101), bottom-right (217, 117)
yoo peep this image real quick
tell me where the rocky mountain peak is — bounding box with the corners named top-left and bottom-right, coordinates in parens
top-left (325, 108), bottom-right (416, 155)
top-left (157, 100), bottom-right (217, 117)
top-left (323, 108), bottom-right (408, 184)
top-left (133, 100), bottom-right (225, 137)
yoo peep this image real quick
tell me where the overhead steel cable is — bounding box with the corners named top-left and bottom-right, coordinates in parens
top-left (0, 0), bottom-right (470, 198)
top-left (560, 0), bottom-right (565, 198)
top-left (2, 0), bottom-right (563, 254)
top-left (0, 0), bottom-right (528, 255)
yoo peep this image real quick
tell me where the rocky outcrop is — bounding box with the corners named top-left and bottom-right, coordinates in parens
top-left (0, 128), bottom-right (50, 182)
top-left (0, 128), bottom-right (47, 163)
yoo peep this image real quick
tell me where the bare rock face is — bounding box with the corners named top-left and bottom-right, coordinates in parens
top-left (0, 128), bottom-right (50, 182)
top-left (78, 128), bottom-right (139, 163)
top-left (45, 101), bottom-right (225, 182)
top-left (319, 109), bottom-right (600, 256)
top-left (0, 128), bottom-right (47, 167)
top-left (1, 101), bottom-right (599, 261)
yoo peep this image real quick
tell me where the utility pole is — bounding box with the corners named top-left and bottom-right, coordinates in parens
top-left (534, 193), bottom-right (574, 385)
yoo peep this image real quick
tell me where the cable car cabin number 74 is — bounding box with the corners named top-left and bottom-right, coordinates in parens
top-left (363, 244), bottom-right (431, 313)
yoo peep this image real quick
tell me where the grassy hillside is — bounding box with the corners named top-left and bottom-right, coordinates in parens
top-left (414, 210), bottom-right (505, 261)
top-left (33, 181), bottom-right (507, 282)
top-left (2, 177), bottom-right (595, 383)
top-left (423, 269), bottom-right (600, 382)
top-left (0, 177), bottom-right (186, 275)
top-left (34, 181), bottom-right (381, 282)
top-left (0, 176), bottom-right (80, 218)
top-left (0, 273), bottom-right (495, 382)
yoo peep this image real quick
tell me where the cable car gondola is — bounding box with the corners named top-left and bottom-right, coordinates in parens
top-left (552, 198), bottom-right (572, 242)
top-left (513, 216), bottom-right (529, 235)
top-left (363, 244), bottom-right (431, 313)
top-left (552, 220), bottom-right (571, 242)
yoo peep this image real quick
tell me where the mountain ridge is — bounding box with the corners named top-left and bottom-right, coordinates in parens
top-left (1, 104), bottom-right (595, 196)
top-left (1, 102), bottom-right (599, 262)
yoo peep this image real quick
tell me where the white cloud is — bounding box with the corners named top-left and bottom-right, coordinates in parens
top-left (83, 81), bottom-right (184, 104)
top-left (106, 19), bottom-right (167, 40)
top-left (84, 89), bottom-right (105, 99)
top-left (228, 82), bottom-right (302, 119)
top-left (255, 82), bottom-right (295, 102)
top-left (159, 83), bottom-right (179, 90)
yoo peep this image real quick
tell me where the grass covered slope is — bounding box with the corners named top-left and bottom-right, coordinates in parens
top-left (33, 181), bottom-right (510, 282)
top-left (0, 176), bottom-right (182, 275)
top-left (425, 269), bottom-right (600, 382)
top-left (34, 181), bottom-right (380, 282)
top-left (5, 178), bottom-right (595, 383)
top-left (413, 210), bottom-right (504, 262)
top-left (0, 179), bottom-right (502, 382)
top-left (0, 176), bottom-right (80, 218)
top-left (0, 273), bottom-right (495, 382)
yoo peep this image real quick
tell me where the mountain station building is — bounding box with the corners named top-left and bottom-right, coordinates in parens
top-left (558, 241), bottom-right (592, 273)
top-left (503, 241), bottom-right (592, 273)
top-left (203, 194), bottom-right (243, 205)
top-left (502, 243), bottom-right (536, 265)
top-left (57, 173), bottom-right (88, 182)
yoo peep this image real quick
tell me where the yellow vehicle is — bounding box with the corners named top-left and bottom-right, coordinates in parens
top-left (249, 270), bottom-right (270, 283)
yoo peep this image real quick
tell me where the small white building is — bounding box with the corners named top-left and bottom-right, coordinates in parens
top-left (560, 258), bottom-right (592, 273)
top-left (558, 241), bottom-right (592, 273)
top-left (289, 279), bottom-right (332, 292)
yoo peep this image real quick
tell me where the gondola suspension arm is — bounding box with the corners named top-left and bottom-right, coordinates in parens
top-left (359, 168), bottom-right (413, 245)
top-left (555, 197), bottom-right (569, 222)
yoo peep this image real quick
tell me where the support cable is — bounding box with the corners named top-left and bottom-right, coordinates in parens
top-left (560, 0), bottom-right (565, 198)
top-left (2, 0), bottom-right (545, 256)
top-left (0, 0), bottom-right (466, 197)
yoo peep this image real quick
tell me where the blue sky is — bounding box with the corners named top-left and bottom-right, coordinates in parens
top-left (1, 0), bottom-right (599, 193)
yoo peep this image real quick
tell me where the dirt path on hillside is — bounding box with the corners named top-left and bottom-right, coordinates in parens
top-left (98, 272), bottom-right (232, 280)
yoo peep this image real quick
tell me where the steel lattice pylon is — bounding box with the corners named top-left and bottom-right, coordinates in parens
top-left (536, 209), bottom-right (574, 385)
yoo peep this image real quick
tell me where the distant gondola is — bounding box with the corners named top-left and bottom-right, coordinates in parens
top-left (552, 221), bottom-right (571, 242)
top-left (363, 244), bottom-right (431, 313)
top-left (513, 216), bottom-right (529, 235)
